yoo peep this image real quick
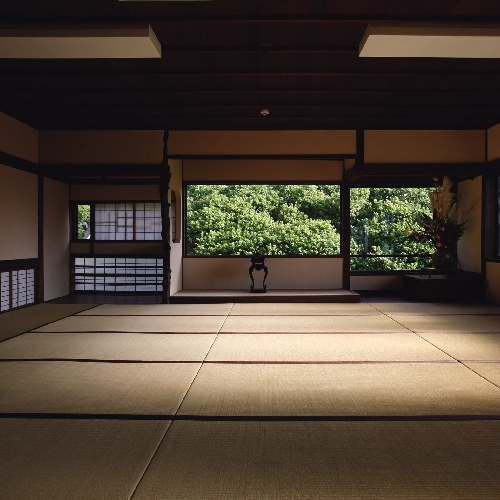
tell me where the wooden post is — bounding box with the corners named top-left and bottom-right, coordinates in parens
top-left (37, 174), bottom-right (44, 303)
top-left (160, 131), bottom-right (172, 303)
top-left (341, 182), bottom-right (351, 291)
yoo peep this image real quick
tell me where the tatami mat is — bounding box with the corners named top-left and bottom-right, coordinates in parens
top-left (463, 363), bottom-right (500, 388)
top-left (206, 333), bottom-right (451, 362)
top-left (0, 332), bottom-right (216, 361)
top-left (0, 418), bottom-right (170, 500)
top-left (0, 362), bottom-right (200, 414)
top-left (177, 363), bottom-right (500, 416)
top-left (419, 333), bottom-right (500, 361)
top-left (229, 302), bottom-right (379, 316)
top-left (0, 303), bottom-right (97, 342)
top-left (221, 314), bottom-right (407, 333)
top-left (372, 302), bottom-right (500, 316)
top-left (77, 303), bottom-right (233, 316)
top-left (33, 315), bottom-right (226, 333)
top-left (394, 315), bottom-right (500, 333)
top-left (133, 420), bottom-right (500, 500)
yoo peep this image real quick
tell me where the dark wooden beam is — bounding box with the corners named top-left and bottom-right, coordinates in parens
top-left (37, 175), bottom-right (44, 304)
top-left (41, 164), bottom-right (163, 177)
top-left (341, 183), bottom-right (350, 291)
top-left (0, 150), bottom-right (39, 175)
top-left (343, 163), bottom-right (486, 185)
top-left (160, 131), bottom-right (172, 304)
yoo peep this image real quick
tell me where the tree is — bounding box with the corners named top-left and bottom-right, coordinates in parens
top-left (77, 204), bottom-right (91, 239)
top-left (350, 188), bottom-right (434, 270)
top-left (186, 184), bottom-right (341, 256)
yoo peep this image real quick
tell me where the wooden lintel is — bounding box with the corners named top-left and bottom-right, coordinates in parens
top-left (343, 162), bottom-right (486, 185)
top-left (40, 164), bottom-right (164, 178)
top-left (0, 150), bottom-right (39, 175)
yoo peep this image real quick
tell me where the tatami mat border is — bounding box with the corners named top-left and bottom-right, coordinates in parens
top-left (0, 359), bottom-right (461, 364)
top-left (1, 413), bottom-right (499, 421)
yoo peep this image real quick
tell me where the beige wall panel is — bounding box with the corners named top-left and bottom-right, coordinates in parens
top-left (487, 123), bottom-right (500, 161)
top-left (169, 130), bottom-right (356, 156)
top-left (70, 184), bottom-right (160, 201)
top-left (183, 257), bottom-right (343, 290)
top-left (39, 130), bottom-right (164, 164)
top-left (486, 262), bottom-right (500, 305)
top-left (0, 164), bottom-right (38, 261)
top-left (70, 242), bottom-right (91, 254)
top-left (0, 112), bottom-right (39, 163)
top-left (365, 130), bottom-right (485, 163)
top-left (350, 275), bottom-right (402, 291)
top-left (457, 177), bottom-right (482, 273)
top-left (169, 159), bottom-right (183, 295)
top-left (183, 160), bottom-right (343, 182)
top-left (93, 242), bottom-right (162, 255)
top-left (44, 179), bottom-right (70, 301)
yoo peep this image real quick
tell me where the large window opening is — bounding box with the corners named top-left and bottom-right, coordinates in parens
top-left (185, 184), bottom-right (341, 256)
top-left (350, 187), bottom-right (434, 271)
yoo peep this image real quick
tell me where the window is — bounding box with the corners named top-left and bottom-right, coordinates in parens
top-left (74, 202), bottom-right (162, 241)
top-left (72, 257), bottom-right (163, 292)
top-left (185, 184), bottom-right (341, 256)
top-left (1, 268), bottom-right (35, 312)
top-left (350, 187), bottom-right (434, 271)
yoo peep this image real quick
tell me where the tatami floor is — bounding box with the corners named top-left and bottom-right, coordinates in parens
top-left (1, 300), bottom-right (500, 499)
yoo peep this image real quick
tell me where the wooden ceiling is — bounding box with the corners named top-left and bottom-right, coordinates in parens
top-left (2, 0), bottom-right (500, 131)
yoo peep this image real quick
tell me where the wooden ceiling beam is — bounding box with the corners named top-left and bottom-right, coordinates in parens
top-left (344, 163), bottom-right (486, 185)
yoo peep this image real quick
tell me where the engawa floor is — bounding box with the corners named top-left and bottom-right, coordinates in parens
top-left (0, 300), bottom-right (500, 499)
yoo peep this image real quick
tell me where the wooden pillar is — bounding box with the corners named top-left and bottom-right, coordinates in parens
top-left (341, 182), bottom-right (351, 290)
top-left (160, 131), bottom-right (172, 304)
top-left (37, 174), bottom-right (44, 303)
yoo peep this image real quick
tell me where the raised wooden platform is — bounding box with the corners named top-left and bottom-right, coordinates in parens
top-left (170, 289), bottom-right (360, 303)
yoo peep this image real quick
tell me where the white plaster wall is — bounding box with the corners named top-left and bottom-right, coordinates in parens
top-left (183, 159), bottom-right (343, 182)
top-left (169, 130), bottom-right (356, 156)
top-left (71, 185), bottom-right (159, 201)
top-left (39, 130), bottom-right (164, 164)
top-left (0, 112), bottom-right (39, 163)
top-left (486, 262), bottom-right (500, 305)
top-left (183, 257), bottom-right (343, 290)
top-left (487, 123), bottom-right (500, 161)
top-left (457, 177), bottom-right (482, 273)
top-left (0, 164), bottom-right (38, 261)
top-left (44, 178), bottom-right (70, 301)
top-left (365, 130), bottom-right (485, 163)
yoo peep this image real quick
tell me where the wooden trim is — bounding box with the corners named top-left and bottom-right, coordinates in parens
top-left (0, 150), bottom-right (39, 175)
top-left (344, 162), bottom-right (485, 185)
top-left (0, 258), bottom-right (38, 272)
top-left (341, 183), bottom-right (350, 290)
top-left (160, 131), bottom-right (172, 304)
top-left (37, 175), bottom-right (44, 304)
top-left (356, 130), bottom-right (364, 165)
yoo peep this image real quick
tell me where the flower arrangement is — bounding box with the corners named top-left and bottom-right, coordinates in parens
top-left (407, 176), bottom-right (475, 250)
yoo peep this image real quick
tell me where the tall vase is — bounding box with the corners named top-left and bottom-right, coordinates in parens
top-left (432, 247), bottom-right (454, 269)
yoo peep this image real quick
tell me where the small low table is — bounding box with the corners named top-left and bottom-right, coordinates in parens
top-left (402, 270), bottom-right (486, 303)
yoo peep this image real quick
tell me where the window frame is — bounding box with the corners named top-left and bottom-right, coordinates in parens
top-left (71, 201), bottom-right (163, 243)
top-left (183, 182), bottom-right (343, 258)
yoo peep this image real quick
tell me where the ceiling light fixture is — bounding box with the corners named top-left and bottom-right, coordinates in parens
top-left (260, 108), bottom-right (270, 116)
top-left (0, 25), bottom-right (161, 59)
top-left (360, 24), bottom-right (500, 58)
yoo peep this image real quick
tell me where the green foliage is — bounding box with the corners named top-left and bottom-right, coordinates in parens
top-left (186, 184), bottom-right (436, 270)
top-left (186, 185), bottom-right (340, 256)
top-left (350, 188), bottom-right (434, 270)
top-left (77, 205), bottom-right (91, 239)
